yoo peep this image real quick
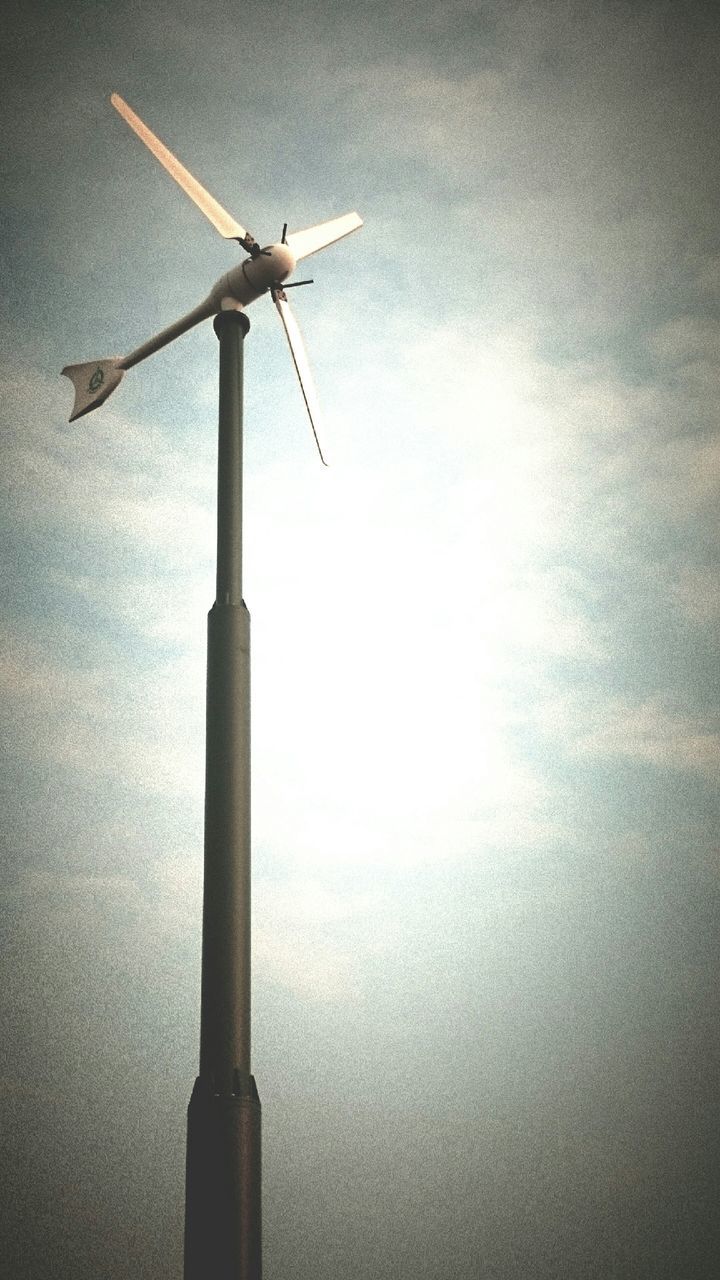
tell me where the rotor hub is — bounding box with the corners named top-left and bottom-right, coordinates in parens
top-left (262, 242), bottom-right (296, 281)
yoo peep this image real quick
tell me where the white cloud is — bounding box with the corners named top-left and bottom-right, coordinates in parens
top-left (647, 315), bottom-right (720, 366)
top-left (576, 697), bottom-right (720, 780)
top-left (672, 565), bottom-right (720, 626)
top-left (0, 629), bottom-right (205, 799)
top-left (538, 691), bottom-right (720, 781)
top-left (1, 353), bottom-right (215, 569)
top-left (253, 879), bottom-right (384, 1001)
top-left (51, 568), bottom-right (210, 648)
top-left (255, 923), bottom-right (358, 1002)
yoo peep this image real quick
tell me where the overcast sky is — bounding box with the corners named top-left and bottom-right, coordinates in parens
top-left (2, 1), bottom-right (719, 1277)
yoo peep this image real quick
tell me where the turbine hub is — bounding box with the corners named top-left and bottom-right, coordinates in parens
top-left (263, 242), bottom-right (296, 281)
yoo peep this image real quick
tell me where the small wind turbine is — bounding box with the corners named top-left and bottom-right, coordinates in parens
top-left (62, 93), bottom-right (363, 463)
top-left (62, 95), bottom-right (363, 1280)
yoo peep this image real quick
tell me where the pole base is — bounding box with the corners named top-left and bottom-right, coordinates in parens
top-left (184, 1074), bottom-right (262, 1280)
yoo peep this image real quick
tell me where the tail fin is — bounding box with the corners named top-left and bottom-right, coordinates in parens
top-left (61, 358), bottom-right (125, 421)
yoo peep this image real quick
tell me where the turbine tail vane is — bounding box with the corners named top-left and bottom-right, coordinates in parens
top-left (61, 358), bottom-right (125, 421)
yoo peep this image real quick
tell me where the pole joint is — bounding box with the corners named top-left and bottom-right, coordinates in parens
top-left (214, 310), bottom-right (251, 339)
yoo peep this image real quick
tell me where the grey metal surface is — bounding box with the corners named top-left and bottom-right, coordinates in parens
top-left (201, 597), bottom-right (251, 1086)
top-left (184, 309), bottom-right (261, 1279)
top-left (184, 1075), bottom-right (261, 1280)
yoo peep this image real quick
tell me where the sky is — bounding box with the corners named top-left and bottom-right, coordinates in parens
top-left (1, 0), bottom-right (719, 1276)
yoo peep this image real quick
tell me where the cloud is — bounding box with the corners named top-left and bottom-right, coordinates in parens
top-left (577, 697), bottom-right (720, 780)
top-left (539, 690), bottom-right (720, 781)
top-left (252, 879), bottom-right (391, 1001)
top-left (672, 565), bottom-right (720, 626)
top-left (0, 628), bottom-right (205, 799)
top-left (647, 315), bottom-right (720, 366)
top-left (2, 355), bottom-right (215, 566)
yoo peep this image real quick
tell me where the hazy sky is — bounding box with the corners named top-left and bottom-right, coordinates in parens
top-left (2, 1), bottom-right (719, 1277)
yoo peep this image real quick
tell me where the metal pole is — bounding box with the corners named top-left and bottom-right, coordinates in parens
top-left (184, 308), bottom-right (261, 1280)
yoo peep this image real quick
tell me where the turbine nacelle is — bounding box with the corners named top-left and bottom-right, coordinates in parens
top-left (209, 242), bottom-right (298, 310)
top-left (240, 241), bottom-right (298, 293)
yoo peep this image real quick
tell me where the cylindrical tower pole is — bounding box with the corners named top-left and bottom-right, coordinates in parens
top-left (184, 308), bottom-right (261, 1280)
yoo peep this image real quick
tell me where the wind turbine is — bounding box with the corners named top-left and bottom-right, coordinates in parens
top-left (62, 95), bottom-right (362, 1280)
top-left (62, 93), bottom-right (362, 463)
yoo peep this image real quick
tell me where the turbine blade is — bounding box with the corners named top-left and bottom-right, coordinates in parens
top-left (110, 93), bottom-right (255, 247)
top-left (272, 290), bottom-right (328, 465)
top-left (286, 212), bottom-right (363, 262)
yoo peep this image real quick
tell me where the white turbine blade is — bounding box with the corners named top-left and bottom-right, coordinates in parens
top-left (272, 290), bottom-right (328, 465)
top-left (110, 93), bottom-right (253, 245)
top-left (286, 211), bottom-right (363, 262)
